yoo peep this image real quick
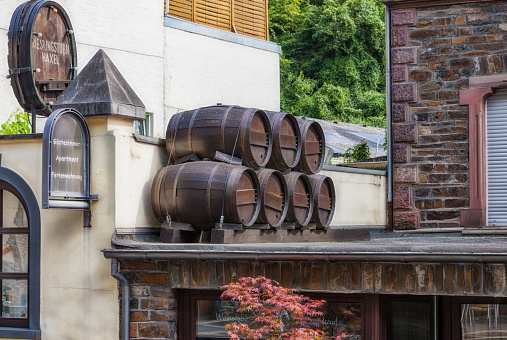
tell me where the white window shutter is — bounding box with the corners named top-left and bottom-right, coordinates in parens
top-left (486, 88), bottom-right (507, 226)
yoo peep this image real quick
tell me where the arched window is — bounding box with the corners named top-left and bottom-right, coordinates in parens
top-left (0, 166), bottom-right (40, 338)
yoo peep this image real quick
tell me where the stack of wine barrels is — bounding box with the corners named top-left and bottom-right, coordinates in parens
top-left (151, 105), bottom-right (335, 231)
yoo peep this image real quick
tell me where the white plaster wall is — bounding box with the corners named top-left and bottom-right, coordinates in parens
top-left (322, 169), bottom-right (387, 227)
top-left (0, 116), bottom-right (167, 339)
top-left (0, 133), bottom-right (118, 340)
top-left (100, 118), bottom-right (167, 231)
top-left (163, 27), bottom-right (281, 136)
top-left (70, 0), bottom-right (165, 138)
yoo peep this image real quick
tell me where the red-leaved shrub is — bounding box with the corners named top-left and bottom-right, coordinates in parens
top-left (221, 276), bottom-right (348, 340)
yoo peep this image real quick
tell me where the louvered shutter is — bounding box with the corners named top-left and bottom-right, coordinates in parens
top-left (168, 0), bottom-right (193, 21)
top-left (194, 0), bottom-right (232, 32)
top-left (486, 88), bottom-right (507, 226)
top-left (165, 0), bottom-right (268, 40)
top-left (233, 0), bottom-right (268, 40)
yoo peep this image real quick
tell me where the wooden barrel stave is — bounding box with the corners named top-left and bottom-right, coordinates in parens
top-left (265, 111), bottom-right (302, 170)
top-left (151, 161), bottom-right (260, 229)
top-left (245, 111), bottom-right (271, 165)
top-left (234, 170), bottom-right (259, 225)
top-left (151, 168), bottom-right (165, 222)
top-left (309, 174), bottom-right (336, 229)
top-left (284, 172), bottom-right (314, 227)
top-left (166, 105), bottom-right (272, 168)
top-left (294, 119), bottom-right (326, 174)
top-left (255, 168), bottom-right (288, 227)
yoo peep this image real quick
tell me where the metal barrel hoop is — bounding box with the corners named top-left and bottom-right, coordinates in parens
top-left (7, 2), bottom-right (30, 107)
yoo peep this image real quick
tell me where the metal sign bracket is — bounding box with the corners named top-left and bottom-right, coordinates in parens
top-left (83, 195), bottom-right (99, 228)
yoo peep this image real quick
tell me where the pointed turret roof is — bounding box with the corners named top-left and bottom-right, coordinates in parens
top-left (53, 49), bottom-right (145, 120)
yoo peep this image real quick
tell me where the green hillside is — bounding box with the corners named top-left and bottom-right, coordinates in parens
top-left (270, 0), bottom-right (386, 127)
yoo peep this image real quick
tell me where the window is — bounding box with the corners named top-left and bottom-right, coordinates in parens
top-left (196, 298), bottom-right (244, 339)
top-left (180, 290), bottom-right (507, 339)
top-left (0, 166), bottom-right (40, 339)
top-left (459, 75), bottom-right (507, 228)
top-left (134, 112), bottom-right (153, 137)
top-left (179, 290), bottom-right (375, 339)
top-left (192, 298), bottom-right (362, 339)
top-left (460, 304), bottom-right (507, 339)
top-left (386, 296), bottom-right (436, 340)
top-left (444, 296), bottom-right (507, 340)
top-left (322, 301), bottom-right (362, 338)
top-left (165, 0), bottom-right (269, 40)
top-left (0, 191), bottom-right (29, 323)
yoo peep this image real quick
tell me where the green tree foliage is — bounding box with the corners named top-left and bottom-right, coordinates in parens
top-left (0, 110), bottom-right (31, 135)
top-left (343, 139), bottom-right (370, 163)
top-left (270, 0), bottom-right (386, 127)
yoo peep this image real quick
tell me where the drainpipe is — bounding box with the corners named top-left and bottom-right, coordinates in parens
top-left (111, 259), bottom-right (130, 340)
top-left (385, 5), bottom-right (394, 231)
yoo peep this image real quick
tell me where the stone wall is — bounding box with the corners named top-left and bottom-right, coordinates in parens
top-left (120, 258), bottom-right (507, 339)
top-left (390, 1), bottom-right (507, 230)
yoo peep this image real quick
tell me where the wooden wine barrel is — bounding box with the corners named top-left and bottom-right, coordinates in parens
top-left (294, 119), bottom-right (325, 174)
top-left (255, 168), bottom-right (288, 227)
top-left (151, 161), bottom-right (260, 229)
top-left (8, 1), bottom-right (77, 115)
top-left (284, 172), bottom-right (314, 227)
top-left (309, 174), bottom-right (335, 229)
top-left (166, 105), bottom-right (272, 169)
top-left (265, 111), bottom-right (302, 170)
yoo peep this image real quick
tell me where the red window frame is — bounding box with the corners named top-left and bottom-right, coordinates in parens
top-left (460, 74), bottom-right (507, 228)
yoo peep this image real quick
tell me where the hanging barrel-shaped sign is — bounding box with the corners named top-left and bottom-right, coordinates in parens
top-left (8, 1), bottom-right (77, 115)
top-left (166, 105), bottom-right (272, 169)
top-left (265, 111), bottom-right (302, 171)
top-left (309, 174), bottom-right (335, 229)
top-left (255, 168), bottom-right (288, 228)
top-left (284, 172), bottom-right (314, 227)
top-left (294, 119), bottom-right (326, 175)
top-left (151, 161), bottom-right (260, 230)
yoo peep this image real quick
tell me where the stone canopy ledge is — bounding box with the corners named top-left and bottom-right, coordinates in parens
top-left (103, 233), bottom-right (507, 263)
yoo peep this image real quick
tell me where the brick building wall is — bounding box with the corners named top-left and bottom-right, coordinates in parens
top-left (390, 0), bottom-right (507, 229)
top-left (120, 258), bottom-right (507, 339)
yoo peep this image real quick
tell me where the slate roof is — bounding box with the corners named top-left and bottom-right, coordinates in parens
top-left (298, 117), bottom-right (386, 158)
